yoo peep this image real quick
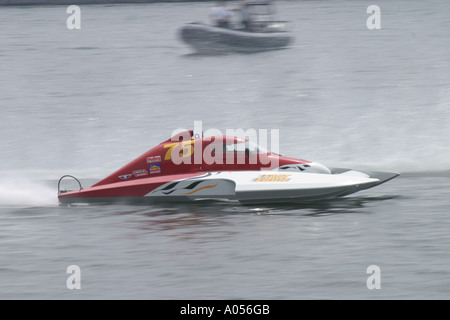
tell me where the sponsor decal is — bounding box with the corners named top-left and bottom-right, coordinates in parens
top-left (133, 169), bottom-right (148, 177)
top-left (119, 174), bottom-right (132, 180)
top-left (147, 155), bottom-right (161, 164)
top-left (255, 174), bottom-right (291, 182)
top-left (149, 163), bottom-right (162, 175)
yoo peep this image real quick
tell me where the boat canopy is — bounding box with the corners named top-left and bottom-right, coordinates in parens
top-left (208, 138), bottom-right (269, 155)
top-left (247, 0), bottom-right (276, 19)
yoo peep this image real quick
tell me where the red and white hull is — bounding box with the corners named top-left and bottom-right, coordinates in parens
top-left (59, 168), bottom-right (398, 205)
top-left (58, 130), bottom-right (399, 205)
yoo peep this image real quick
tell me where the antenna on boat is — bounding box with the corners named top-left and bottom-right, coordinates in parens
top-left (193, 120), bottom-right (203, 139)
top-left (193, 131), bottom-right (203, 139)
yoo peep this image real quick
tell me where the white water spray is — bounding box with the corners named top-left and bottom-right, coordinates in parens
top-left (0, 178), bottom-right (58, 208)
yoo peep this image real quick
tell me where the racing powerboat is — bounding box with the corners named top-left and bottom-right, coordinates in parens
top-left (58, 130), bottom-right (399, 205)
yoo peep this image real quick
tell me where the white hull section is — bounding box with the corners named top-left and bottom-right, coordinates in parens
top-left (147, 169), bottom-right (398, 204)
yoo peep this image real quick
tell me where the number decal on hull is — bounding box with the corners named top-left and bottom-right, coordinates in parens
top-left (163, 140), bottom-right (194, 160)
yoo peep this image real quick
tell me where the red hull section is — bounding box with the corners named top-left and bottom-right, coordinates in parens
top-left (59, 172), bottom-right (205, 200)
top-left (58, 130), bottom-right (312, 202)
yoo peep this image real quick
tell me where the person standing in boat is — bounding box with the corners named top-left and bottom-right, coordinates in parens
top-left (237, 1), bottom-right (252, 30)
top-left (210, 2), bottom-right (233, 28)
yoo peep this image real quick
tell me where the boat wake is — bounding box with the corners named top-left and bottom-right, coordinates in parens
top-left (0, 178), bottom-right (58, 208)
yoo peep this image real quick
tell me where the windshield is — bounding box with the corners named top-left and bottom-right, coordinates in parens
top-left (248, 1), bottom-right (275, 19)
top-left (225, 141), bottom-right (268, 154)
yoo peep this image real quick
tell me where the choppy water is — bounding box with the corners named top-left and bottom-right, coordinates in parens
top-left (1, 0), bottom-right (449, 299)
